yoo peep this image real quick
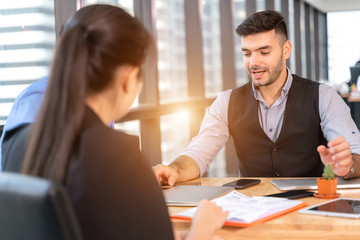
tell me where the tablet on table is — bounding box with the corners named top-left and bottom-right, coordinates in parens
top-left (299, 198), bottom-right (360, 218)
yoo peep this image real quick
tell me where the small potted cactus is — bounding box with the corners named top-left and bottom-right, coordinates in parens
top-left (316, 164), bottom-right (339, 198)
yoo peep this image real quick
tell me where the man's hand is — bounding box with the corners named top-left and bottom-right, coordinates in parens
top-left (152, 156), bottom-right (201, 186)
top-left (152, 164), bottom-right (179, 187)
top-left (317, 136), bottom-right (352, 177)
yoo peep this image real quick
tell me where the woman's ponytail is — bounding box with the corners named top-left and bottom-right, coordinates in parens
top-left (23, 24), bottom-right (89, 183)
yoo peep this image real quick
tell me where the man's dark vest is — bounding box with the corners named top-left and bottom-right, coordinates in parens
top-left (228, 74), bottom-right (327, 177)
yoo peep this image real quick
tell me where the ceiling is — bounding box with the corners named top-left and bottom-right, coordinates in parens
top-left (304, 0), bottom-right (360, 12)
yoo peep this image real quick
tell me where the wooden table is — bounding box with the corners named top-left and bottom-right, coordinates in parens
top-left (169, 178), bottom-right (360, 240)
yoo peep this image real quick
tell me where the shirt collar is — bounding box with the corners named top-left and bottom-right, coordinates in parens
top-left (252, 67), bottom-right (293, 101)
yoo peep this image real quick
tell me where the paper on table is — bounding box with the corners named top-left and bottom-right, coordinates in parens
top-left (174, 190), bottom-right (306, 227)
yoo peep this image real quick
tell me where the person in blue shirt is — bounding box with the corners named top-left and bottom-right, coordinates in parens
top-left (0, 76), bottom-right (48, 170)
top-left (0, 75), bottom-right (116, 170)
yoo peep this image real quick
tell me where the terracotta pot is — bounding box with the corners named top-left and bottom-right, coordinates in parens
top-left (316, 177), bottom-right (338, 197)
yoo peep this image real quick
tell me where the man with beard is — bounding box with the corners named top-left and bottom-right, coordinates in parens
top-left (153, 10), bottom-right (360, 184)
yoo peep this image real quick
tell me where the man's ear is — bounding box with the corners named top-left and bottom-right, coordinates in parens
top-left (283, 40), bottom-right (292, 60)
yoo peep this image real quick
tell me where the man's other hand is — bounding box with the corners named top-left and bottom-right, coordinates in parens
top-left (317, 136), bottom-right (352, 177)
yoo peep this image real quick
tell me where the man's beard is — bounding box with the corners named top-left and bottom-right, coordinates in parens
top-left (249, 53), bottom-right (284, 87)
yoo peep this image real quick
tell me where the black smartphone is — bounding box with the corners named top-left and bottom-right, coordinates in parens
top-left (222, 179), bottom-right (261, 189)
top-left (264, 190), bottom-right (314, 199)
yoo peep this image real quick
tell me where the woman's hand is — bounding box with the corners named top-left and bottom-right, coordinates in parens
top-left (186, 199), bottom-right (229, 240)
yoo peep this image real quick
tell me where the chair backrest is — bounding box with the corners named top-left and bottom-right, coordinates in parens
top-left (0, 172), bottom-right (83, 240)
top-left (350, 66), bottom-right (360, 86)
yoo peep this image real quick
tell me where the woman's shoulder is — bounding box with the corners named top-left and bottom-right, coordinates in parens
top-left (84, 123), bottom-right (140, 151)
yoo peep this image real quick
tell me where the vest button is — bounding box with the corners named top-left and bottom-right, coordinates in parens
top-left (274, 171), bottom-right (281, 177)
top-left (273, 147), bottom-right (278, 152)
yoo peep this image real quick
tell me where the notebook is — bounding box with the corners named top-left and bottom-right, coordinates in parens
top-left (271, 177), bottom-right (360, 191)
top-left (163, 185), bottom-right (233, 206)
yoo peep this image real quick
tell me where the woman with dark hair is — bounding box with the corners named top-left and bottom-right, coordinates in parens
top-left (6, 4), bottom-right (228, 240)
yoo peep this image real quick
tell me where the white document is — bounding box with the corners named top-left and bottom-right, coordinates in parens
top-left (176, 190), bottom-right (303, 224)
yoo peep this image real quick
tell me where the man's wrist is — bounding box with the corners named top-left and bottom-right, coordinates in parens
top-left (342, 164), bottom-right (355, 179)
top-left (342, 154), bottom-right (360, 179)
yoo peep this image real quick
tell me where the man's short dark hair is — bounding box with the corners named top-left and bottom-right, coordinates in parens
top-left (236, 10), bottom-right (288, 41)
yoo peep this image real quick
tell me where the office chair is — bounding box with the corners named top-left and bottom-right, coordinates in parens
top-left (0, 172), bottom-right (83, 240)
top-left (350, 66), bottom-right (360, 86)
